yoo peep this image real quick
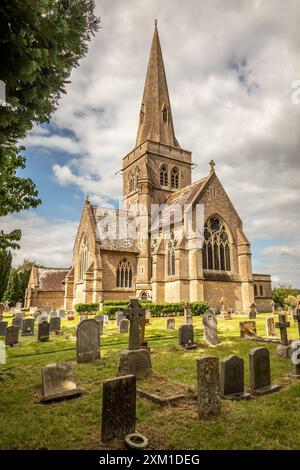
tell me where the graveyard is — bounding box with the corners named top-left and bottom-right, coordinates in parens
top-left (1, 307), bottom-right (300, 450)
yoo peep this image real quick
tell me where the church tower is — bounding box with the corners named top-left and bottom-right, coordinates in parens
top-left (122, 22), bottom-right (193, 298)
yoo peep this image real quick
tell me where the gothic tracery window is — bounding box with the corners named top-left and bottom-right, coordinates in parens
top-left (171, 167), bottom-right (179, 189)
top-left (160, 164), bottom-right (168, 186)
top-left (79, 236), bottom-right (89, 281)
top-left (202, 216), bottom-right (231, 271)
top-left (116, 258), bottom-right (133, 288)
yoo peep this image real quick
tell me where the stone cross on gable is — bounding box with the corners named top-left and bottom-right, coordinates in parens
top-left (275, 313), bottom-right (290, 346)
top-left (123, 299), bottom-right (145, 350)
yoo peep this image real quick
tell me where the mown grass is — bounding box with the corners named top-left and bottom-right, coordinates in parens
top-left (0, 313), bottom-right (300, 450)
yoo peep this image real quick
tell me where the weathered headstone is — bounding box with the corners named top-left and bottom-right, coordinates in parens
top-left (178, 324), bottom-right (194, 347)
top-left (220, 355), bottom-right (250, 400)
top-left (103, 315), bottom-right (109, 324)
top-left (101, 375), bottom-right (136, 442)
top-left (95, 315), bottom-right (104, 335)
top-left (220, 297), bottom-right (232, 320)
top-left (266, 317), bottom-right (275, 337)
top-left (76, 319), bottom-right (100, 363)
top-left (50, 316), bottom-right (61, 333)
top-left (118, 299), bottom-right (152, 379)
top-left (5, 325), bottom-right (19, 347)
top-left (240, 321), bottom-right (257, 338)
top-left (116, 311), bottom-right (124, 327)
top-left (197, 356), bottom-right (221, 418)
top-left (248, 303), bottom-right (258, 319)
top-left (249, 347), bottom-right (280, 395)
top-left (21, 318), bottom-right (35, 336)
top-left (41, 362), bottom-right (82, 402)
top-left (289, 340), bottom-right (300, 379)
top-left (203, 309), bottom-right (219, 345)
top-left (12, 317), bottom-right (23, 330)
top-left (167, 318), bottom-right (175, 330)
top-left (50, 311), bottom-right (58, 318)
top-left (0, 321), bottom-right (8, 336)
top-left (184, 302), bottom-right (191, 321)
top-left (59, 310), bottom-right (66, 318)
top-left (275, 313), bottom-right (291, 358)
top-left (119, 318), bottom-right (129, 334)
top-left (38, 313), bottom-right (48, 324)
top-left (38, 320), bottom-right (50, 342)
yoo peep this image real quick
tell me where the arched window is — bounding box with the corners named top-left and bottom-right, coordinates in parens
top-left (162, 102), bottom-right (168, 123)
top-left (260, 285), bottom-right (264, 297)
top-left (171, 167), bottom-right (179, 189)
top-left (202, 216), bottom-right (231, 271)
top-left (167, 235), bottom-right (176, 276)
top-left (116, 259), bottom-right (133, 288)
top-left (129, 172), bottom-right (135, 192)
top-left (79, 236), bottom-right (89, 281)
top-left (254, 284), bottom-right (258, 297)
top-left (160, 164), bottom-right (168, 186)
top-left (140, 291), bottom-right (148, 300)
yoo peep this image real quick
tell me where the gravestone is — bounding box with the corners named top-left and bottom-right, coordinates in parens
top-left (119, 319), bottom-right (129, 334)
top-left (197, 356), bottom-right (221, 418)
top-left (41, 362), bottom-right (82, 402)
top-left (50, 311), bottom-right (58, 318)
top-left (266, 317), bottom-right (275, 337)
top-left (220, 355), bottom-right (250, 400)
top-left (38, 320), bottom-right (50, 342)
top-left (76, 319), bottom-right (100, 363)
top-left (271, 301), bottom-right (276, 315)
top-left (0, 321), bottom-right (8, 336)
top-left (186, 314), bottom-right (193, 325)
top-left (118, 299), bottom-right (152, 379)
top-left (103, 315), bottom-right (109, 324)
top-left (95, 315), bottom-right (104, 335)
top-left (0, 303), bottom-right (5, 315)
top-left (12, 317), bottom-right (23, 330)
top-left (275, 314), bottom-right (291, 358)
top-left (59, 310), bottom-right (66, 318)
top-left (220, 297), bottom-right (231, 320)
top-left (167, 318), bottom-right (175, 330)
top-left (184, 302), bottom-right (191, 320)
top-left (5, 325), bottom-right (19, 347)
top-left (248, 303), bottom-right (258, 319)
top-left (21, 318), bottom-right (35, 336)
top-left (116, 311), bottom-right (124, 327)
top-left (50, 316), bottom-right (61, 333)
top-left (15, 302), bottom-right (22, 313)
top-left (178, 324), bottom-right (194, 347)
top-left (203, 309), bottom-right (219, 345)
top-left (240, 321), bottom-right (257, 338)
top-left (101, 375), bottom-right (136, 442)
top-left (289, 340), bottom-right (300, 379)
top-left (249, 347), bottom-right (280, 395)
top-left (293, 306), bottom-right (300, 339)
top-left (38, 313), bottom-right (48, 324)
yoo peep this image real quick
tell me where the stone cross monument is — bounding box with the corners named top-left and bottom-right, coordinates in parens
top-left (123, 299), bottom-right (145, 350)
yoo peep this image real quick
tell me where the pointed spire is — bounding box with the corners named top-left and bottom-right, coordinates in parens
top-left (136, 22), bottom-right (180, 148)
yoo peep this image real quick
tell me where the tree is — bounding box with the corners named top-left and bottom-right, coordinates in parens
top-left (3, 268), bottom-right (20, 306)
top-left (0, 0), bottom-right (100, 249)
top-left (0, 249), bottom-right (12, 300)
top-left (17, 259), bottom-right (35, 304)
top-left (272, 284), bottom-right (300, 308)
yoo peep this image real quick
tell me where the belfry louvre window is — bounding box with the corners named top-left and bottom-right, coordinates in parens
top-left (160, 164), bottom-right (168, 186)
top-left (116, 259), bottom-right (133, 288)
top-left (202, 217), bottom-right (231, 271)
top-left (171, 167), bottom-right (179, 189)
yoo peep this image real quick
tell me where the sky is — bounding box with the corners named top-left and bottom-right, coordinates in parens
top-left (2, 0), bottom-right (300, 287)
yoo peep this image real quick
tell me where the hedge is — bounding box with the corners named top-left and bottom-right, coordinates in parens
top-left (101, 301), bottom-right (209, 319)
top-left (74, 303), bottom-right (99, 314)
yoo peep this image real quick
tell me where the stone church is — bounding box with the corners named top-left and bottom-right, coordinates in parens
top-left (26, 24), bottom-right (273, 313)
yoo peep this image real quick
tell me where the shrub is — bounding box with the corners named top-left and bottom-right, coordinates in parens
top-left (74, 303), bottom-right (99, 314)
top-left (190, 301), bottom-right (210, 315)
top-left (102, 305), bottom-right (126, 319)
top-left (101, 301), bottom-right (209, 319)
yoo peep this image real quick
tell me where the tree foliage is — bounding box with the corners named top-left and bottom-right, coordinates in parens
top-left (2, 268), bottom-right (20, 306)
top-left (17, 259), bottom-right (35, 304)
top-left (0, 249), bottom-right (12, 300)
top-left (272, 284), bottom-right (300, 308)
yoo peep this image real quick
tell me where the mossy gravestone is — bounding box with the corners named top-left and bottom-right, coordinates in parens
top-left (50, 316), bottom-right (61, 334)
top-left (5, 326), bottom-right (19, 347)
top-left (101, 375), bottom-right (136, 442)
top-left (41, 362), bottom-right (82, 402)
top-left (21, 318), bottom-right (34, 336)
top-left (76, 319), bottom-right (100, 363)
top-left (178, 324), bottom-right (194, 347)
top-left (197, 356), bottom-right (221, 419)
top-left (38, 320), bottom-right (50, 342)
top-left (203, 309), bottom-right (219, 346)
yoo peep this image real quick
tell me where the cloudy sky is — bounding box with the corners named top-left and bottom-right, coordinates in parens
top-left (2, 0), bottom-right (300, 287)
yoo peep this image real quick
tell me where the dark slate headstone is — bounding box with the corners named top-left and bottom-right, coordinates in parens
top-left (249, 347), bottom-right (280, 395)
top-left (0, 321), bottom-right (8, 336)
top-left (76, 319), bottom-right (100, 363)
top-left (178, 324), bottom-right (194, 347)
top-left (197, 356), bottom-right (221, 418)
top-left (119, 318), bottom-right (129, 334)
top-left (5, 325), bottom-right (19, 347)
top-left (12, 317), bottom-right (23, 330)
top-left (167, 318), bottom-right (175, 330)
top-left (240, 321), bottom-right (257, 338)
top-left (41, 362), bottom-right (82, 402)
top-left (220, 355), bottom-right (250, 400)
top-left (50, 316), bottom-right (61, 333)
top-left (101, 375), bottom-right (136, 442)
top-left (203, 309), bottom-right (219, 345)
top-left (21, 318), bottom-right (35, 336)
top-left (38, 320), bottom-right (50, 342)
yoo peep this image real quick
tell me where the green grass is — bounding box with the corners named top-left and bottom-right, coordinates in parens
top-left (0, 313), bottom-right (300, 450)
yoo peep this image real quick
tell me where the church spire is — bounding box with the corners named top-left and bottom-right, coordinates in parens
top-left (136, 22), bottom-right (180, 148)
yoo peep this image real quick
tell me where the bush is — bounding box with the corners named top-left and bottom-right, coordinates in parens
top-left (101, 301), bottom-right (210, 319)
top-left (190, 302), bottom-right (210, 315)
top-left (74, 303), bottom-right (99, 314)
top-left (102, 305), bottom-right (126, 319)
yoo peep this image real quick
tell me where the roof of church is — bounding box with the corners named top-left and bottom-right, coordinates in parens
top-left (136, 22), bottom-right (179, 148)
top-left (166, 176), bottom-right (209, 206)
top-left (92, 206), bottom-right (139, 253)
top-left (36, 267), bottom-right (69, 291)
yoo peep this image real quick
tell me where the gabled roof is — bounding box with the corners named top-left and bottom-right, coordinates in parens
top-left (166, 176), bottom-right (209, 206)
top-left (37, 267), bottom-right (69, 291)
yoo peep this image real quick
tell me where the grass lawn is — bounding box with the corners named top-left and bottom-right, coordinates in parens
top-left (0, 313), bottom-right (300, 450)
